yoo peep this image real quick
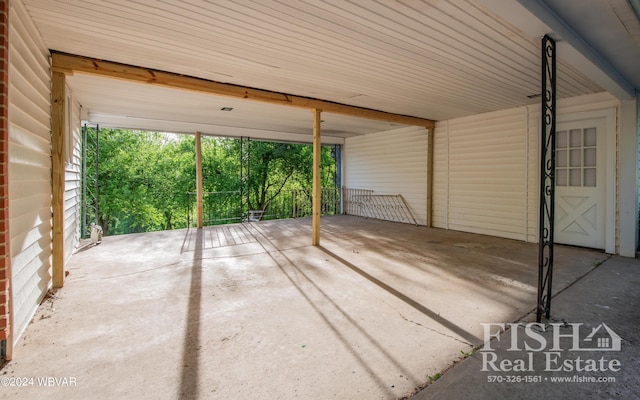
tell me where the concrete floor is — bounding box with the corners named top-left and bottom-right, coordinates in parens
top-left (413, 255), bottom-right (640, 400)
top-left (1, 216), bottom-right (607, 400)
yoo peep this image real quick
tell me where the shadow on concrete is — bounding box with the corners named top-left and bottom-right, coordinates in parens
top-left (411, 256), bottom-right (640, 400)
top-left (318, 246), bottom-right (479, 346)
top-left (180, 224), bottom-right (260, 254)
top-left (180, 226), bottom-right (192, 254)
top-left (179, 228), bottom-right (202, 400)
top-left (269, 254), bottom-right (399, 396)
top-left (245, 224), bottom-right (406, 397)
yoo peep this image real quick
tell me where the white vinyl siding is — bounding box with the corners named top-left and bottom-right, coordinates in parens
top-left (8, 0), bottom-right (52, 343)
top-left (64, 91), bottom-right (82, 263)
top-left (526, 112), bottom-right (539, 243)
top-left (432, 123), bottom-right (449, 229)
top-left (434, 92), bottom-right (620, 243)
top-left (434, 109), bottom-right (527, 241)
top-left (344, 126), bottom-right (428, 225)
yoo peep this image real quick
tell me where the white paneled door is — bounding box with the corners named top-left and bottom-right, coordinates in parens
top-left (554, 118), bottom-right (607, 249)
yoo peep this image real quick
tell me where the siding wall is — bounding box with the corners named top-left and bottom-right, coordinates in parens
top-left (8, 0), bottom-right (51, 343)
top-left (64, 90), bottom-right (81, 263)
top-left (344, 126), bottom-right (428, 225)
top-left (433, 109), bottom-right (528, 240)
top-left (0, 0), bottom-right (10, 345)
top-left (433, 92), bottom-right (620, 242)
top-left (526, 110), bottom-right (539, 243)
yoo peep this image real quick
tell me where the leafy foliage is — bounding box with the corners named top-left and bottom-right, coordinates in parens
top-left (85, 129), bottom-right (337, 236)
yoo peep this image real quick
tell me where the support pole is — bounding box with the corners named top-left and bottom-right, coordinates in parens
top-left (195, 131), bottom-right (203, 228)
top-left (426, 127), bottom-right (434, 227)
top-left (81, 123), bottom-right (87, 238)
top-left (334, 144), bottom-right (342, 214)
top-left (239, 137), bottom-right (243, 220)
top-left (312, 109), bottom-right (322, 246)
top-left (95, 124), bottom-right (99, 225)
top-left (246, 137), bottom-right (251, 214)
top-left (292, 190), bottom-right (297, 218)
top-left (537, 35), bottom-right (556, 322)
top-left (51, 71), bottom-right (66, 288)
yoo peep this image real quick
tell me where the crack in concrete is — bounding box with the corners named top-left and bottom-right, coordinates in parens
top-left (399, 313), bottom-right (474, 347)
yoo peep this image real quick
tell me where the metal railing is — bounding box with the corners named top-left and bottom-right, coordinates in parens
top-left (342, 187), bottom-right (418, 225)
top-left (187, 188), bottom-right (341, 227)
top-left (187, 191), bottom-right (243, 227)
top-left (260, 188), bottom-right (341, 220)
top-left (342, 188), bottom-right (374, 217)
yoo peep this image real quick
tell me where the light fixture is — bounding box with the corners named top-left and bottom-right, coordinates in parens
top-left (220, 107), bottom-right (234, 111)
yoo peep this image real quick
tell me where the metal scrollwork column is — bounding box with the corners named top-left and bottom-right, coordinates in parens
top-left (537, 35), bottom-right (556, 322)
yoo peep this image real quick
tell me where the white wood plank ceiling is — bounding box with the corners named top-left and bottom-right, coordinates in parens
top-left (23, 0), bottom-right (604, 135)
top-left (69, 73), bottom-right (403, 142)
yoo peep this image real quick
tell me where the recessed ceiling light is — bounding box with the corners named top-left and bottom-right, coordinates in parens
top-left (220, 107), bottom-right (234, 111)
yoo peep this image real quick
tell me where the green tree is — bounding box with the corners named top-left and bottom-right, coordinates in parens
top-left (202, 137), bottom-right (240, 192)
top-left (89, 129), bottom-right (195, 235)
top-left (86, 130), bottom-right (339, 235)
top-left (247, 141), bottom-right (308, 211)
top-left (244, 140), bottom-right (338, 217)
top-left (150, 134), bottom-right (195, 230)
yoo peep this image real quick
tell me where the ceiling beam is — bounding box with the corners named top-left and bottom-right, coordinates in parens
top-left (52, 52), bottom-right (435, 129)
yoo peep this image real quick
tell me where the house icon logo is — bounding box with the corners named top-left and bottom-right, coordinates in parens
top-left (581, 323), bottom-right (622, 351)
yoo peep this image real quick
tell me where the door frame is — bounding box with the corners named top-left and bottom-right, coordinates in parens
top-left (555, 107), bottom-right (616, 253)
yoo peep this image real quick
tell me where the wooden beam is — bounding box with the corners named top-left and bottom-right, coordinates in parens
top-left (195, 131), bottom-right (203, 229)
top-left (52, 71), bottom-right (66, 288)
top-left (312, 109), bottom-right (322, 246)
top-left (51, 52), bottom-right (435, 129)
top-left (426, 128), bottom-right (434, 227)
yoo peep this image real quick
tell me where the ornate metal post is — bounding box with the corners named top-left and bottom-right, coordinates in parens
top-left (537, 35), bottom-right (556, 322)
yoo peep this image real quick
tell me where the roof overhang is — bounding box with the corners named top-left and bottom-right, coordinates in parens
top-left (24, 0), bottom-right (638, 141)
top-left (478, 0), bottom-right (639, 100)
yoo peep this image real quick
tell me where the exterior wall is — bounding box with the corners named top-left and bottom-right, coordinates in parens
top-left (434, 92), bottom-right (620, 245)
top-left (433, 109), bottom-right (528, 241)
top-left (64, 90), bottom-right (81, 263)
top-left (344, 125), bottom-right (428, 225)
top-left (0, 0), bottom-right (10, 346)
top-left (617, 95), bottom-right (639, 257)
top-left (8, 0), bottom-right (51, 344)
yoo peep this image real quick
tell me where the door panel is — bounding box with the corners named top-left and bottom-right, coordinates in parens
top-left (554, 118), bottom-right (606, 249)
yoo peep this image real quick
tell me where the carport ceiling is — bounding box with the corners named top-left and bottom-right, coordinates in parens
top-left (66, 74), bottom-right (406, 142)
top-left (24, 0), bottom-right (622, 137)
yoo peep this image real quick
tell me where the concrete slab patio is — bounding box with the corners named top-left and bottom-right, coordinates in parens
top-left (412, 255), bottom-right (640, 400)
top-left (0, 216), bottom-right (607, 400)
